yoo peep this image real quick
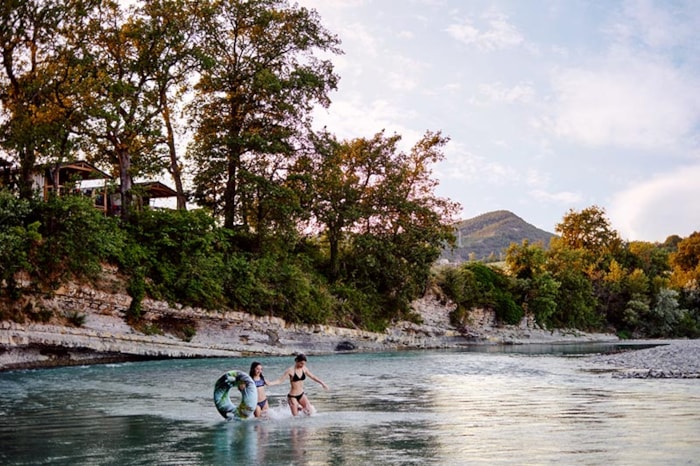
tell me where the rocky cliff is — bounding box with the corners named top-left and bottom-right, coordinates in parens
top-left (0, 282), bottom-right (616, 371)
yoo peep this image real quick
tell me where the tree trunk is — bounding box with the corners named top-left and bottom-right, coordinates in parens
top-left (117, 148), bottom-right (132, 220)
top-left (161, 95), bottom-right (187, 210)
top-left (223, 157), bottom-right (238, 229)
top-left (18, 149), bottom-right (36, 200)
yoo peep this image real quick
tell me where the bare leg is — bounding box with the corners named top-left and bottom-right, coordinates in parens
top-left (298, 394), bottom-right (314, 415)
top-left (288, 396), bottom-right (300, 416)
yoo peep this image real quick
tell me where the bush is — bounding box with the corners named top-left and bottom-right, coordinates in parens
top-left (31, 194), bottom-right (124, 285)
top-left (435, 262), bottom-right (524, 326)
top-left (0, 191), bottom-right (40, 297)
top-left (121, 209), bottom-right (228, 309)
top-left (224, 252), bottom-right (333, 325)
top-left (64, 310), bottom-right (86, 327)
top-left (330, 281), bottom-right (388, 331)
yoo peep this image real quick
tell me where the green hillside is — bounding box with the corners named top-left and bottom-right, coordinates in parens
top-left (441, 210), bottom-right (556, 263)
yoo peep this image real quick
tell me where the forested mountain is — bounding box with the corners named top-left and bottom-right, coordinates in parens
top-left (440, 210), bottom-right (556, 262)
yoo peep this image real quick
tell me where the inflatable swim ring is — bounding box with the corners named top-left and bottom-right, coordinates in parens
top-left (213, 370), bottom-right (258, 420)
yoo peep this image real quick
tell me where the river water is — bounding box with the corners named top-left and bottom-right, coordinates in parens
top-left (1, 344), bottom-right (699, 465)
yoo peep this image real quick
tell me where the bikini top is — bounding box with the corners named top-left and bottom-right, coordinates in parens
top-left (255, 376), bottom-right (265, 387)
top-left (291, 370), bottom-right (306, 382)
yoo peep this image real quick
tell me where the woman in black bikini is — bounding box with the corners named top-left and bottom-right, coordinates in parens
top-left (249, 361), bottom-right (280, 417)
top-left (270, 353), bottom-right (328, 416)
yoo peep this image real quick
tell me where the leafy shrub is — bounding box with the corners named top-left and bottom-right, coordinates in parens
top-left (436, 262), bottom-right (523, 325)
top-left (122, 209), bottom-right (228, 309)
top-left (0, 191), bottom-right (40, 297)
top-left (64, 310), bottom-right (86, 327)
top-left (330, 281), bottom-right (388, 331)
top-left (224, 252), bottom-right (332, 325)
top-left (30, 194), bottom-right (124, 284)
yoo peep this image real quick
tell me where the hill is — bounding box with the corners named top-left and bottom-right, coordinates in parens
top-left (440, 210), bottom-right (556, 263)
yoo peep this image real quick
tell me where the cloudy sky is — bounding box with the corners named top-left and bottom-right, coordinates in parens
top-left (296, 0), bottom-right (700, 242)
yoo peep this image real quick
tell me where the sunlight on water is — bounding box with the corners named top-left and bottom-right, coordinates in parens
top-left (1, 348), bottom-right (699, 465)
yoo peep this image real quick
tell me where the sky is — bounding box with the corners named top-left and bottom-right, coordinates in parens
top-left (295, 0), bottom-right (700, 242)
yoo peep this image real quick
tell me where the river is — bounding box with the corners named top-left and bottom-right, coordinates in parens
top-left (1, 344), bottom-right (699, 465)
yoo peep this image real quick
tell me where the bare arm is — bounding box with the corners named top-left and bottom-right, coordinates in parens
top-left (305, 369), bottom-right (329, 390)
top-left (267, 367), bottom-right (291, 387)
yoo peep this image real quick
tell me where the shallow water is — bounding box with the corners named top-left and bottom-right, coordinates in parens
top-left (1, 345), bottom-right (699, 465)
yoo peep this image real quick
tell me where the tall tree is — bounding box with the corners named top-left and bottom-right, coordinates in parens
top-left (555, 205), bottom-right (622, 258)
top-left (187, 0), bottom-right (341, 229)
top-left (306, 129), bottom-right (459, 314)
top-left (302, 130), bottom-right (393, 279)
top-left (74, 1), bottom-right (170, 218)
top-left (135, 0), bottom-right (199, 210)
top-left (0, 0), bottom-right (92, 198)
top-left (670, 231), bottom-right (700, 290)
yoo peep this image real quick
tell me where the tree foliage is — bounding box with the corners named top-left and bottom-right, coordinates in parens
top-left (0, 0), bottom-right (94, 198)
top-left (187, 0), bottom-right (341, 230)
top-left (555, 205), bottom-right (622, 257)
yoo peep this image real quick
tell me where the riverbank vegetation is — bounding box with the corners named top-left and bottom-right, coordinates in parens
top-left (1, 1), bottom-right (699, 338)
top-left (436, 206), bottom-right (700, 338)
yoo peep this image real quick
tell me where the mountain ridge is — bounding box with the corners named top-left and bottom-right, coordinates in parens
top-left (441, 210), bottom-right (556, 263)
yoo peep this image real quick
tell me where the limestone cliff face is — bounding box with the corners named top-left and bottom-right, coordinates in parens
top-left (0, 284), bottom-right (465, 370)
top-left (0, 283), bottom-right (616, 371)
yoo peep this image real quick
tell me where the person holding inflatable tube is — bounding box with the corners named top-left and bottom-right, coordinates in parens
top-left (213, 370), bottom-right (258, 420)
top-left (270, 353), bottom-right (328, 416)
top-left (249, 361), bottom-right (280, 417)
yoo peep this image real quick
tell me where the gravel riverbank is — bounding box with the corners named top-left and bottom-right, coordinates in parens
top-left (585, 339), bottom-right (700, 378)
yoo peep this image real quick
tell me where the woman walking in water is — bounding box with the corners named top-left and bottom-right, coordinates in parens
top-left (249, 361), bottom-right (279, 417)
top-left (271, 354), bottom-right (328, 416)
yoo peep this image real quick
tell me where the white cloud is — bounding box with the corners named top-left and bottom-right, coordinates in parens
top-left (479, 82), bottom-right (535, 104)
top-left (530, 189), bottom-right (582, 204)
top-left (437, 142), bottom-right (519, 185)
top-left (446, 12), bottom-right (523, 51)
top-left (311, 95), bottom-right (420, 143)
top-left (609, 164), bottom-right (700, 241)
top-left (338, 22), bottom-right (380, 58)
top-left (548, 54), bottom-right (700, 150)
top-left (385, 55), bottom-right (427, 91)
top-left (610, 0), bottom-right (700, 50)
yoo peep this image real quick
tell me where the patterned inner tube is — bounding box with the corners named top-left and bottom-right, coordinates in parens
top-left (213, 370), bottom-right (258, 420)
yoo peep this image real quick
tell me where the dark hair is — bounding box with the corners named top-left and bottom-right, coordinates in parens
top-left (249, 361), bottom-right (262, 378)
top-left (294, 353), bottom-right (307, 362)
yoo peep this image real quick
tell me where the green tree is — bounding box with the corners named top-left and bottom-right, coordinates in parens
top-left (0, 0), bottom-right (91, 198)
top-left (31, 194), bottom-right (123, 285)
top-left (506, 239), bottom-right (547, 280)
top-left (555, 205), bottom-right (622, 257)
top-left (545, 245), bottom-right (600, 329)
top-left (506, 240), bottom-right (559, 327)
top-left (645, 288), bottom-right (685, 337)
top-left (187, 0), bottom-right (341, 230)
top-left (73, 1), bottom-right (172, 218)
top-left (0, 190), bottom-right (39, 297)
top-left (312, 130), bottom-right (458, 317)
top-left (122, 208), bottom-right (227, 309)
top-left (302, 130), bottom-right (398, 279)
top-left (135, 0), bottom-right (201, 210)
